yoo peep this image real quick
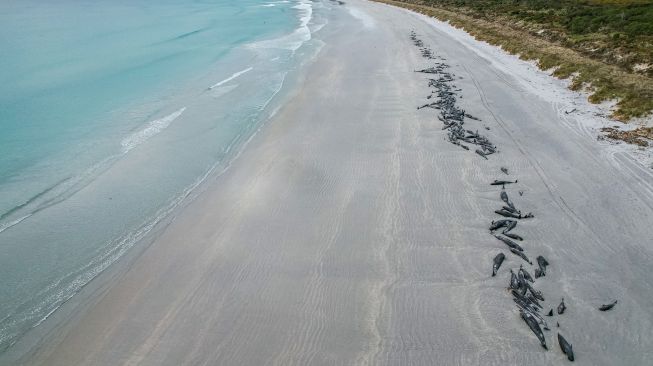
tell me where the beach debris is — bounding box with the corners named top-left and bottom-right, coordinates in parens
top-left (492, 253), bottom-right (505, 276)
top-left (558, 298), bottom-right (567, 315)
top-left (601, 126), bottom-right (652, 147)
top-left (599, 300), bottom-right (618, 311)
top-left (558, 333), bottom-right (575, 361)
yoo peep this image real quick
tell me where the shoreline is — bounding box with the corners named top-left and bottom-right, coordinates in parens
top-left (8, 1), bottom-right (653, 365)
top-left (0, 0), bottom-right (330, 354)
top-left (0, 5), bottom-right (329, 364)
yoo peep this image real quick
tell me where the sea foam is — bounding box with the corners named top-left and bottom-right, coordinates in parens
top-left (121, 107), bottom-right (186, 153)
top-left (248, 0), bottom-right (313, 51)
top-left (209, 67), bottom-right (253, 90)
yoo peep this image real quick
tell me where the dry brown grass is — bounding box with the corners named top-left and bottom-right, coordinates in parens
top-left (601, 126), bottom-right (653, 146)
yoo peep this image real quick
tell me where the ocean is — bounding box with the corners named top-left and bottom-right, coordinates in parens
top-left (0, 0), bottom-right (327, 354)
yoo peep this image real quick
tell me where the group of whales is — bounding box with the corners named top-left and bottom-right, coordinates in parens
top-left (409, 30), bottom-right (618, 362)
top-left (488, 177), bottom-right (617, 360)
top-left (410, 31), bottom-right (492, 159)
top-left (489, 178), bottom-right (575, 360)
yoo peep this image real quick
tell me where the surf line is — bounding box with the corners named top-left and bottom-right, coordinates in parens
top-left (208, 67), bottom-right (254, 90)
top-left (121, 107), bottom-right (187, 153)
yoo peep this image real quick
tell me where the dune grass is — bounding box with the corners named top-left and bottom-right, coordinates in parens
top-left (373, 0), bottom-right (653, 121)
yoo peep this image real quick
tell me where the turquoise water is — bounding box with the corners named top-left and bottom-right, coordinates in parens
top-left (0, 0), bottom-right (326, 353)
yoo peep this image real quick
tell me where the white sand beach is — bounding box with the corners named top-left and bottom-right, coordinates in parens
top-left (11, 1), bottom-right (653, 365)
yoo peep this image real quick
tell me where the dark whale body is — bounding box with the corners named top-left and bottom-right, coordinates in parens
top-left (492, 253), bottom-right (505, 276)
top-left (510, 248), bottom-right (532, 264)
top-left (521, 310), bottom-right (548, 349)
top-left (557, 298), bottom-right (566, 315)
top-left (500, 191), bottom-right (516, 211)
top-left (491, 179), bottom-right (517, 186)
top-left (535, 255), bottom-right (549, 278)
top-left (503, 220), bottom-right (517, 233)
top-left (489, 219), bottom-right (515, 231)
top-left (599, 300), bottom-right (618, 311)
top-left (558, 333), bottom-right (575, 361)
top-left (509, 269), bottom-right (520, 289)
top-left (519, 266), bottom-right (534, 283)
top-left (503, 232), bottom-right (523, 241)
top-left (494, 235), bottom-right (524, 252)
top-left (495, 209), bottom-right (521, 219)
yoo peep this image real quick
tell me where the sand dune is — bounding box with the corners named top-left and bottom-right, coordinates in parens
top-left (12, 1), bottom-right (653, 365)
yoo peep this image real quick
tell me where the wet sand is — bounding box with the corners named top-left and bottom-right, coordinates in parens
top-left (14, 1), bottom-right (653, 365)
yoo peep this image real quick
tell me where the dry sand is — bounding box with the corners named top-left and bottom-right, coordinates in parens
top-left (12, 1), bottom-right (653, 365)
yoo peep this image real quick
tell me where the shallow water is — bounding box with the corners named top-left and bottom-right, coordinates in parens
top-left (0, 0), bottom-right (326, 353)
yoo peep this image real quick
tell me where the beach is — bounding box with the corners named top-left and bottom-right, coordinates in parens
top-left (8, 0), bottom-right (653, 365)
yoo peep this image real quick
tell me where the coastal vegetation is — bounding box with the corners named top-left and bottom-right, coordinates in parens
top-left (374, 0), bottom-right (653, 122)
